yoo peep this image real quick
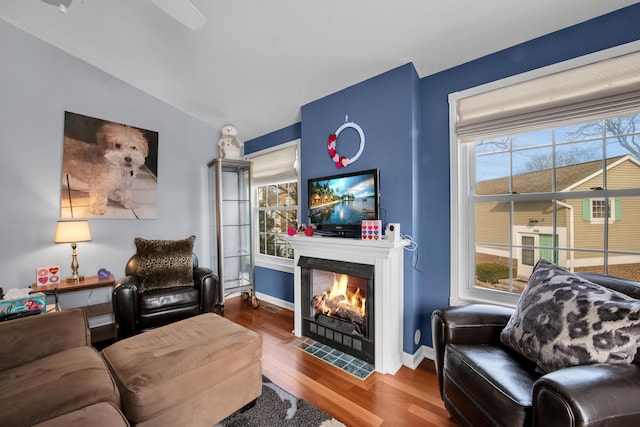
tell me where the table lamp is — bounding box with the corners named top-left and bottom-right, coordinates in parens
top-left (54, 220), bottom-right (92, 282)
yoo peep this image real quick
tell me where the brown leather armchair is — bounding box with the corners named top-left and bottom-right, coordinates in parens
top-left (431, 273), bottom-right (640, 427)
top-left (113, 253), bottom-right (220, 339)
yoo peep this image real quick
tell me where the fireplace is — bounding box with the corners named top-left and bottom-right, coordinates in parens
top-left (299, 256), bottom-right (374, 364)
top-left (287, 235), bottom-right (407, 374)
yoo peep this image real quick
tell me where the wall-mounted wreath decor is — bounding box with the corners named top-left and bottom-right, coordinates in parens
top-left (327, 119), bottom-right (365, 168)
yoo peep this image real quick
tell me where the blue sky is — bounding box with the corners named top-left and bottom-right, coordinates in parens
top-left (316, 174), bottom-right (376, 198)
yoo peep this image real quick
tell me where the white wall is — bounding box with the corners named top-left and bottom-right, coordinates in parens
top-left (0, 20), bottom-right (218, 290)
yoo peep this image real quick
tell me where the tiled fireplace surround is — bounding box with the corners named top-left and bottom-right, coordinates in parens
top-left (287, 235), bottom-right (407, 375)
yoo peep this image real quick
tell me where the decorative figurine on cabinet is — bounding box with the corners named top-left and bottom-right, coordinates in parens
top-left (218, 124), bottom-right (243, 159)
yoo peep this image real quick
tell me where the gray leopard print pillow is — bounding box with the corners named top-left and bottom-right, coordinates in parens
top-left (500, 259), bottom-right (640, 373)
top-left (134, 235), bottom-right (195, 293)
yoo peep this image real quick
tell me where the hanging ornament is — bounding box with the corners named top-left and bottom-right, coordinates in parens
top-left (327, 118), bottom-right (365, 168)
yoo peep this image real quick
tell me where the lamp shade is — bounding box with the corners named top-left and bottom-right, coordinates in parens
top-left (54, 220), bottom-right (92, 244)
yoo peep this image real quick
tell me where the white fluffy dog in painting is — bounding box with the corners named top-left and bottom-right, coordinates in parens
top-left (63, 122), bottom-right (149, 215)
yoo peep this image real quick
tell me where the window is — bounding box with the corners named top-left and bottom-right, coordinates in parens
top-left (256, 182), bottom-right (297, 259)
top-left (591, 199), bottom-right (608, 220)
top-left (450, 45), bottom-right (640, 307)
top-left (521, 236), bottom-right (535, 266)
top-left (587, 198), bottom-right (618, 223)
top-left (248, 140), bottom-right (299, 273)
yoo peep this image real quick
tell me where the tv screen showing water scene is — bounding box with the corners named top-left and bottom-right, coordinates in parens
top-left (308, 169), bottom-right (379, 235)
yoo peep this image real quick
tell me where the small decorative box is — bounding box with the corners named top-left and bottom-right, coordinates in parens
top-left (361, 220), bottom-right (381, 240)
top-left (35, 265), bottom-right (61, 287)
top-left (0, 292), bottom-right (46, 315)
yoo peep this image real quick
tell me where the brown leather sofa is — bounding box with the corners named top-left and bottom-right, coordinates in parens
top-left (432, 273), bottom-right (640, 427)
top-left (0, 309), bottom-right (128, 427)
top-left (113, 253), bottom-right (220, 338)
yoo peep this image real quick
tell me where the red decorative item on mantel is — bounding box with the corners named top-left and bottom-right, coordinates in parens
top-left (287, 224), bottom-right (314, 237)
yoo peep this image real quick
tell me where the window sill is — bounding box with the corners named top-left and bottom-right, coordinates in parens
top-left (256, 254), bottom-right (294, 274)
top-left (451, 287), bottom-right (520, 309)
top-left (589, 219), bottom-right (614, 224)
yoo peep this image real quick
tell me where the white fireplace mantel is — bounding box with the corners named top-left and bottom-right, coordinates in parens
top-left (287, 235), bottom-right (407, 375)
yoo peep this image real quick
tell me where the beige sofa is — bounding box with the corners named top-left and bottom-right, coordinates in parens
top-left (0, 309), bottom-right (127, 427)
top-left (0, 308), bottom-right (263, 427)
top-left (102, 312), bottom-right (263, 427)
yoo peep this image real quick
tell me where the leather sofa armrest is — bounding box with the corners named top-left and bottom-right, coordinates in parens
top-left (533, 364), bottom-right (640, 427)
top-left (0, 308), bottom-right (90, 371)
top-left (431, 304), bottom-right (513, 397)
top-left (112, 276), bottom-right (140, 339)
top-left (194, 267), bottom-right (219, 312)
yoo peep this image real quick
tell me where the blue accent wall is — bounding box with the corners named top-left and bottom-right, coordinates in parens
top-left (300, 63), bottom-right (417, 236)
top-left (418, 3), bottom-right (640, 351)
top-left (255, 266), bottom-right (295, 302)
top-left (245, 3), bottom-right (640, 357)
top-left (246, 123), bottom-right (301, 153)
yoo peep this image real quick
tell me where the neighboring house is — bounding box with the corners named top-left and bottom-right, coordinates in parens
top-left (476, 155), bottom-right (640, 281)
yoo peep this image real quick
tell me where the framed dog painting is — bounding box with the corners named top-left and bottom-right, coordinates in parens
top-left (60, 111), bottom-right (159, 219)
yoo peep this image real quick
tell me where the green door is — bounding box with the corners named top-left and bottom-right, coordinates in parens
top-left (539, 234), bottom-right (558, 263)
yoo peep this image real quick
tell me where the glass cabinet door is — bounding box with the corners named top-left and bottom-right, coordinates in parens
top-left (208, 158), bottom-right (258, 312)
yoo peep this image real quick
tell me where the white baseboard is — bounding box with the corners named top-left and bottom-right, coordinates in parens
top-left (402, 345), bottom-right (435, 370)
top-left (422, 345), bottom-right (435, 361)
top-left (254, 292), bottom-right (295, 312)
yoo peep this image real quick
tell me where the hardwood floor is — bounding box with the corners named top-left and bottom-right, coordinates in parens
top-left (224, 296), bottom-right (456, 427)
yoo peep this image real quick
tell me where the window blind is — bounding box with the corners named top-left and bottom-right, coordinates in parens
top-left (455, 49), bottom-right (640, 143)
top-left (249, 142), bottom-right (298, 185)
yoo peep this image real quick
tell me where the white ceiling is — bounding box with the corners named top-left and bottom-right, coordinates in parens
top-left (1, 0), bottom-right (637, 141)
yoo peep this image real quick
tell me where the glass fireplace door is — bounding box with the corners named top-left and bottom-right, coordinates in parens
top-left (298, 256), bottom-right (374, 363)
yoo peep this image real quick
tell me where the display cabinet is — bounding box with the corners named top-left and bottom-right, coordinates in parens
top-left (208, 158), bottom-right (259, 313)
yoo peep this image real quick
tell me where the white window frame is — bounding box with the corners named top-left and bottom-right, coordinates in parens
top-left (248, 139), bottom-right (300, 274)
top-left (449, 42), bottom-right (640, 308)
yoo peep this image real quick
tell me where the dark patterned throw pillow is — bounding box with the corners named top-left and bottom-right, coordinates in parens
top-left (500, 259), bottom-right (640, 373)
top-left (134, 235), bottom-right (195, 293)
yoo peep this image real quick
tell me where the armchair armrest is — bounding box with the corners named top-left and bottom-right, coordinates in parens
top-left (534, 364), bottom-right (640, 427)
top-left (431, 304), bottom-right (513, 397)
top-left (194, 267), bottom-right (220, 312)
top-left (432, 304), bottom-right (514, 345)
top-left (0, 308), bottom-right (90, 371)
top-left (112, 275), bottom-right (140, 339)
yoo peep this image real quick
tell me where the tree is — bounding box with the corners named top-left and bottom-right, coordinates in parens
top-left (475, 115), bottom-right (640, 175)
top-left (517, 145), bottom-right (595, 173)
top-left (567, 115), bottom-right (640, 160)
top-left (475, 136), bottom-right (510, 154)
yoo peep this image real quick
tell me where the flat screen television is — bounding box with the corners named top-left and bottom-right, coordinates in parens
top-left (308, 168), bottom-right (379, 237)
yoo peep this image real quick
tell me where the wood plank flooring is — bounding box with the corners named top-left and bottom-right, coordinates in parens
top-left (224, 296), bottom-right (456, 427)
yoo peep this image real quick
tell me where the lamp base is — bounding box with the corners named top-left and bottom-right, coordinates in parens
top-left (65, 275), bottom-right (85, 283)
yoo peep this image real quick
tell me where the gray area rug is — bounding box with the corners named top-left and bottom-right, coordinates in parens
top-left (215, 377), bottom-right (345, 427)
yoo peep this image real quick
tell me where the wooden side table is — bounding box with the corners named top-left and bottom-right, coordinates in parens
top-left (32, 275), bottom-right (116, 344)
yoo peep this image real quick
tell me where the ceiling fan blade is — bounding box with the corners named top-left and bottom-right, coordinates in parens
top-left (149, 0), bottom-right (206, 30)
top-left (40, 0), bottom-right (73, 11)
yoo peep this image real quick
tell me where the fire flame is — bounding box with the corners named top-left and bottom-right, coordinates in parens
top-left (316, 273), bottom-right (366, 318)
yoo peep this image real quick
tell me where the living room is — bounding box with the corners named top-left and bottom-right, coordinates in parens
top-left (1, 2), bottom-right (640, 426)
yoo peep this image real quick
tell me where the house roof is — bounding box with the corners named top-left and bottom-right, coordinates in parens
top-left (477, 155), bottom-right (632, 194)
top-left (0, 0), bottom-right (637, 140)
